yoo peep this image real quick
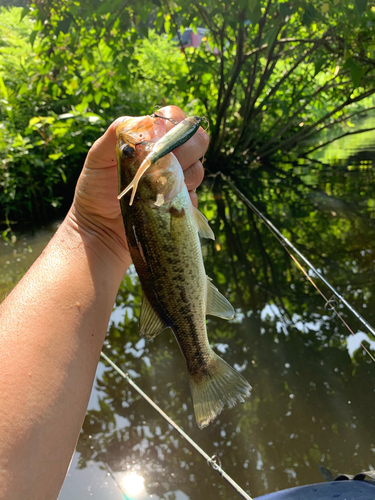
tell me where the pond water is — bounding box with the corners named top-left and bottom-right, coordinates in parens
top-left (1, 120), bottom-right (375, 499)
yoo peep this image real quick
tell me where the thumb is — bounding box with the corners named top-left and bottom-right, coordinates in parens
top-left (85, 116), bottom-right (128, 169)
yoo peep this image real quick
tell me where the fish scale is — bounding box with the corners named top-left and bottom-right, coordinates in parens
top-left (125, 188), bottom-right (211, 376)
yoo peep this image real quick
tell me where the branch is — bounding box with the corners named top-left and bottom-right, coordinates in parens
top-left (217, 24), bottom-right (226, 113)
top-left (298, 106), bottom-right (375, 142)
top-left (264, 88), bottom-right (375, 156)
top-left (247, 23), bottom-right (286, 119)
top-left (244, 0), bottom-right (273, 113)
top-left (242, 34), bottom-right (332, 60)
top-left (163, 0), bottom-right (191, 76)
top-left (240, 29), bottom-right (334, 152)
top-left (251, 46), bottom-right (316, 120)
top-left (238, 23), bottom-right (287, 151)
top-left (211, 12), bottom-right (245, 154)
top-left (105, 0), bottom-right (131, 34)
top-left (257, 73), bottom-right (351, 155)
top-left (191, 0), bottom-right (221, 48)
top-left (239, 33), bottom-right (334, 124)
top-left (304, 126), bottom-right (375, 155)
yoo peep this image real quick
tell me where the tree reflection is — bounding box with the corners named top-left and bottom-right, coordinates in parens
top-left (77, 154), bottom-right (375, 499)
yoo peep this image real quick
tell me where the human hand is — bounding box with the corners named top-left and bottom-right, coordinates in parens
top-left (69, 106), bottom-right (209, 266)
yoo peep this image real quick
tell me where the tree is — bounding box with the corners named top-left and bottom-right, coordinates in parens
top-left (26, 0), bottom-right (375, 169)
top-left (2, 0), bottom-right (375, 223)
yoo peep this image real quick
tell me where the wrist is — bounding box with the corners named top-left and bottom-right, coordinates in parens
top-left (64, 206), bottom-right (132, 277)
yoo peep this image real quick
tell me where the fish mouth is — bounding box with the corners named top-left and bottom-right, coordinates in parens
top-left (116, 115), bottom-right (156, 145)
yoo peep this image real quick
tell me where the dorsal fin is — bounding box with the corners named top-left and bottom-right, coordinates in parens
top-left (206, 276), bottom-right (235, 319)
top-left (193, 207), bottom-right (215, 240)
top-left (139, 294), bottom-right (169, 339)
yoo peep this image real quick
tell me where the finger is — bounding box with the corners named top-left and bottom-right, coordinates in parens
top-left (157, 105), bottom-right (187, 132)
top-left (173, 129), bottom-right (209, 171)
top-left (157, 106), bottom-right (209, 171)
top-left (184, 161), bottom-right (204, 191)
top-left (85, 116), bottom-right (128, 168)
top-left (189, 190), bottom-right (199, 208)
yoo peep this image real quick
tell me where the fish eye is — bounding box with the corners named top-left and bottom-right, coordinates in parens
top-left (120, 144), bottom-right (135, 158)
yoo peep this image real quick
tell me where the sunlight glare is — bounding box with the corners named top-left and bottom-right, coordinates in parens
top-left (122, 472), bottom-right (145, 496)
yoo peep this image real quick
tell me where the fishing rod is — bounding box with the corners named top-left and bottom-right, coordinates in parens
top-left (100, 351), bottom-right (254, 500)
top-left (220, 173), bottom-right (375, 351)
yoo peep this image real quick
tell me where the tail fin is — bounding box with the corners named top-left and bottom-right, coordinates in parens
top-left (189, 351), bottom-right (251, 429)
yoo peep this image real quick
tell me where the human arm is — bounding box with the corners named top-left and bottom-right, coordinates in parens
top-left (0, 106), bottom-right (208, 500)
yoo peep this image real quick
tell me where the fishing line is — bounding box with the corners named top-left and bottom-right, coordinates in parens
top-left (100, 351), bottom-right (254, 500)
top-left (220, 173), bottom-right (375, 360)
top-left (288, 252), bottom-right (375, 362)
top-left (151, 105), bottom-right (179, 125)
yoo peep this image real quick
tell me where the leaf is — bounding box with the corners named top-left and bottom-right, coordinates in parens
top-left (20, 6), bottom-right (30, 20)
top-left (138, 26), bottom-right (148, 38)
top-left (18, 83), bottom-right (28, 96)
top-left (344, 57), bottom-right (365, 87)
top-left (36, 81), bottom-right (43, 96)
top-left (314, 57), bottom-right (326, 76)
top-left (30, 30), bottom-right (37, 47)
top-left (49, 152), bottom-right (63, 160)
top-left (29, 117), bottom-right (41, 127)
top-left (164, 14), bottom-right (171, 34)
top-left (57, 166), bottom-right (67, 183)
top-left (96, 0), bottom-right (118, 16)
top-left (94, 91), bottom-right (103, 105)
top-left (263, 24), bottom-right (280, 52)
top-left (301, 3), bottom-right (322, 26)
top-left (354, 0), bottom-right (367, 15)
top-left (201, 72), bottom-right (213, 84)
top-left (278, 2), bottom-right (296, 21)
top-left (0, 76), bottom-right (8, 99)
top-left (2, 228), bottom-right (10, 242)
top-left (248, 0), bottom-right (260, 13)
top-left (56, 18), bottom-right (71, 35)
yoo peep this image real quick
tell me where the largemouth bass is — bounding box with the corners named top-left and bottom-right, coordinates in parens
top-left (116, 113), bottom-right (251, 428)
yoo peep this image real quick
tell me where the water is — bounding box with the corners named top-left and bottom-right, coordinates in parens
top-left (1, 122), bottom-right (375, 499)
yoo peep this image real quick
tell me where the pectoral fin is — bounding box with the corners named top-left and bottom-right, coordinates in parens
top-left (193, 207), bottom-right (215, 240)
top-left (206, 276), bottom-right (235, 319)
top-left (139, 294), bottom-right (169, 339)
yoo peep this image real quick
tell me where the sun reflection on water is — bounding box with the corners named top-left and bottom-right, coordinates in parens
top-left (122, 472), bottom-right (145, 497)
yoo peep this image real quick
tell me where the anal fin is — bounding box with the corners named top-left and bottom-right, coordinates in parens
top-left (206, 276), bottom-right (235, 320)
top-left (193, 206), bottom-right (215, 240)
top-left (140, 293), bottom-right (169, 339)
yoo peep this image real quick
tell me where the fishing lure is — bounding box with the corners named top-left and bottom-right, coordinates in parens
top-left (118, 115), bottom-right (204, 205)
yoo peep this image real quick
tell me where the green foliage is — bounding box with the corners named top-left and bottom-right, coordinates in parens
top-left (25, 0), bottom-right (375, 167)
top-left (2, 0), bottom-right (375, 224)
top-left (0, 7), bottom-right (108, 223)
top-left (0, 7), bottom-right (196, 224)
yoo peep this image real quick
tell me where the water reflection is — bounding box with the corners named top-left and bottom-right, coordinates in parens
top-left (0, 221), bottom-right (59, 300)
top-left (74, 124), bottom-right (375, 497)
top-left (122, 472), bottom-right (145, 496)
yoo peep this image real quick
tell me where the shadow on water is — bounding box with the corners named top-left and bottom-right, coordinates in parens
top-left (2, 123), bottom-right (375, 499)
